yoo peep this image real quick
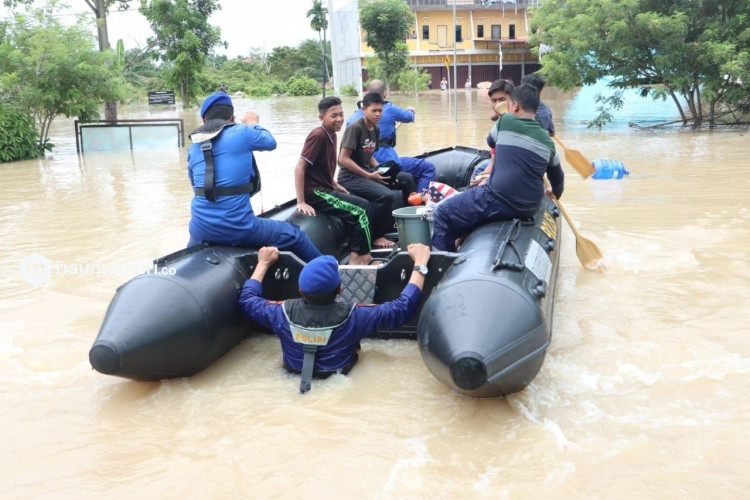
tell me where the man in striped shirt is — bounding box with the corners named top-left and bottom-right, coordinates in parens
top-left (431, 84), bottom-right (565, 252)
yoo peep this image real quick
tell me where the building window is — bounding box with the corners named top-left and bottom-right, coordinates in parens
top-left (422, 25), bottom-right (429, 40)
top-left (491, 24), bottom-right (501, 39)
top-left (455, 25), bottom-right (462, 43)
top-left (477, 25), bottom-right (484, 38)
top-left (509, 24), bottom-right (516, 39)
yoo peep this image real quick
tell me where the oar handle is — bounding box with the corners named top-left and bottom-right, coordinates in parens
top-left (544, 177), bottom-right (582, 239)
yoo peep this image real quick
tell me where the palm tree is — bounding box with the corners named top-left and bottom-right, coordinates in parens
top-left (306, 0), bottom-right (329, 96)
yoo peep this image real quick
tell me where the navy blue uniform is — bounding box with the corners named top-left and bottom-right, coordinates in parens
top-left (239, 279), bottom-right (423, 373)
top-left (187, 122), bottom-right (321, 262)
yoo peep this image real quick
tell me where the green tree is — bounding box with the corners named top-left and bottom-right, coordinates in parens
top-left (286, 75), bottom-right (320, 96)
top-left (267, 45), bottom-right (305, 81)
top-left (395, 67), bottom-right (431, 95)
top-left (359, 0), bottom-right (413, 89)
top-left (297, 39), bottom-right (332, 82)
top-left (530, 0), bottom-right (750, 128)
top-left (0, 2), bottom-right (124, 151)
top-left (306, 0), bottom-right (329, 96)
top-left (141, 0), bottom-right (222, 108)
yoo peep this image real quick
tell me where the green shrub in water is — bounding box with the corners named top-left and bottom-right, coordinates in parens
top-left (341, 84), bottom-right (360, 97)
top-left (0, 101), bottom-right (44, 162)
top-left (286, 76), bottom-right (320, 96)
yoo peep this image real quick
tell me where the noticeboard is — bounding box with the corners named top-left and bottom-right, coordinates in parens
top-left (148, 91), bottom-right (176, 105)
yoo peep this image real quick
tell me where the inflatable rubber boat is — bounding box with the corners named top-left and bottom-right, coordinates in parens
top-left (89, 146), bottom-right (562, 397)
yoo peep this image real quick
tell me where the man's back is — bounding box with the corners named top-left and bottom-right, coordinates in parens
top-left (188, 122), bottom-right (276, 242)
top-left (486, 113), bottom-right (562, 213)
top-left (238, 280), bottom-right (422, 372)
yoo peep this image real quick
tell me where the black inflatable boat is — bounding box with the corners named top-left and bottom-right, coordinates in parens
top-left (89, 146), bottom-right (562, 397)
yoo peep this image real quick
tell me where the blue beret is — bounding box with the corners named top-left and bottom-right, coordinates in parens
top-left (299, 255), bottom-right (340, 294)
top-left (200, 92), bottom-right (233, 117)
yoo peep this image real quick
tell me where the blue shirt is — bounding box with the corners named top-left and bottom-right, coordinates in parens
top-left (187, 122), bottom-right (276, 245)
top-left (346, 101), bottom-right (415, 164)
top-left (238, 279), bottom-right (423, 372)
top-left (536, 101), bottom-right (555, 136)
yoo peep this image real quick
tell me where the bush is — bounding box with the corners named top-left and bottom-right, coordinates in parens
top-left (395, 68), bottom-right (431, 95)
top-left (341, 84), bottom-right (360, 97)
top-left (269, 79), bottom-right (286, 95)
top-left (286, 76), bottom-right (320, 96)
top-left (0, 101), bottom-right (43, 162)
top-left (248, 83), bottom-right (272, 97)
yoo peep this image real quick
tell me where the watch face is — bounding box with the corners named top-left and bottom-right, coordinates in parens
top-left (416, 265), bottom-right (428, 275)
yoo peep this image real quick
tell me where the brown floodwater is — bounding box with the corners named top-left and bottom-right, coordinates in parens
top-left (2, 88), bottom-right (749, 498)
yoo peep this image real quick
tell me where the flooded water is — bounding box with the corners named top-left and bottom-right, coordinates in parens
top-left (2, 88), bottom-right (749, 499)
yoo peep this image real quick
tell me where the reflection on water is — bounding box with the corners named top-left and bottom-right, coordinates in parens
top-left (561, 77), bottom-right (688, 130)
top-left (1, 91), bottom-right (750, 498)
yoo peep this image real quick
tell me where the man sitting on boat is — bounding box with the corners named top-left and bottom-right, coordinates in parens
top-left (187, 92), bottom-right (322, 262)
top-left (293, 96), bottom-right (373, 265)
top-left (521, 73), bottom-right (556, 137)
top-left (470, 78), bottom-right (515, 185)
top-left (337, 92), bottom-right (413, 249)
top-left (431, 84), bottom-right (565, 252)
top-left (238, 243), bottom-right (431, 393)
top-left (347, 79), bottom-right (436, 195)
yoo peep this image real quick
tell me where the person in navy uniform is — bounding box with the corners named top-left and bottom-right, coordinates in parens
top-left (187, 92), bottom-right (321, 262)
top-left (238, 243), bottom-right (431, 393)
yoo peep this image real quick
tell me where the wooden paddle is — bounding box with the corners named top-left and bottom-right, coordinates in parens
top-left (553, 136), bottom-right (596, 179)
top-left (545, 178), bottom-right (604, 269)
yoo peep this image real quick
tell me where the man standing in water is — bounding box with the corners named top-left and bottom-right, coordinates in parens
top-left (238, 243), bottom-right (431, 393)
top-left (187, 92), bottom-right (322, 262)
top-left (347, 79), bottom-right (436, 195)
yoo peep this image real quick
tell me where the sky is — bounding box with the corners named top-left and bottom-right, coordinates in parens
top-left (108, 0), bottom-right (321, 56)
top-left (3, 0), bottom-right (321, 57)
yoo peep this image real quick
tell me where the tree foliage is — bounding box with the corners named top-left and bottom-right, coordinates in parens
top-left (530, 0), bottom-right (750, 127)
top-left (286, 76), bottom-right (321, 96)
top-left (359, 0), bottom-right (413, 89)
top-left (306, 0), bottom-right (330, 91)
top-left (0, 97), bottom-right (42, 162)
top-left (140, 0), bottom-right (222, 108)
top-left (0, 1), bottom-right (124, 152)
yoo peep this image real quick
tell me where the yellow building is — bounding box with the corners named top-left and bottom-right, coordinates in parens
top-left (360, 0), bottom-right (542, 88)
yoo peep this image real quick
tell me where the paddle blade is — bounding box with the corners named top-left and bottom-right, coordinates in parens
top-left (553, 136), bottom-right (596, 179)
top-left (564, 147), bottom-right (596, 179)
top-left (575, 234), bottom-right (605, 271)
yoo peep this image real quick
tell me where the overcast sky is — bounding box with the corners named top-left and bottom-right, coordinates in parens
top-left (3, 0), bottom-right (321, 57)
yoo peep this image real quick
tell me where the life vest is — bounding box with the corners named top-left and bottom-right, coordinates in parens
top-left (189, 119), bottom-right (261, 201)
top-left (281, 299), bottom-right (356, 394)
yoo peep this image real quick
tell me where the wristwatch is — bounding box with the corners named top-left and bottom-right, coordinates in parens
top-left (413, 264), bottom-right (429, 276)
